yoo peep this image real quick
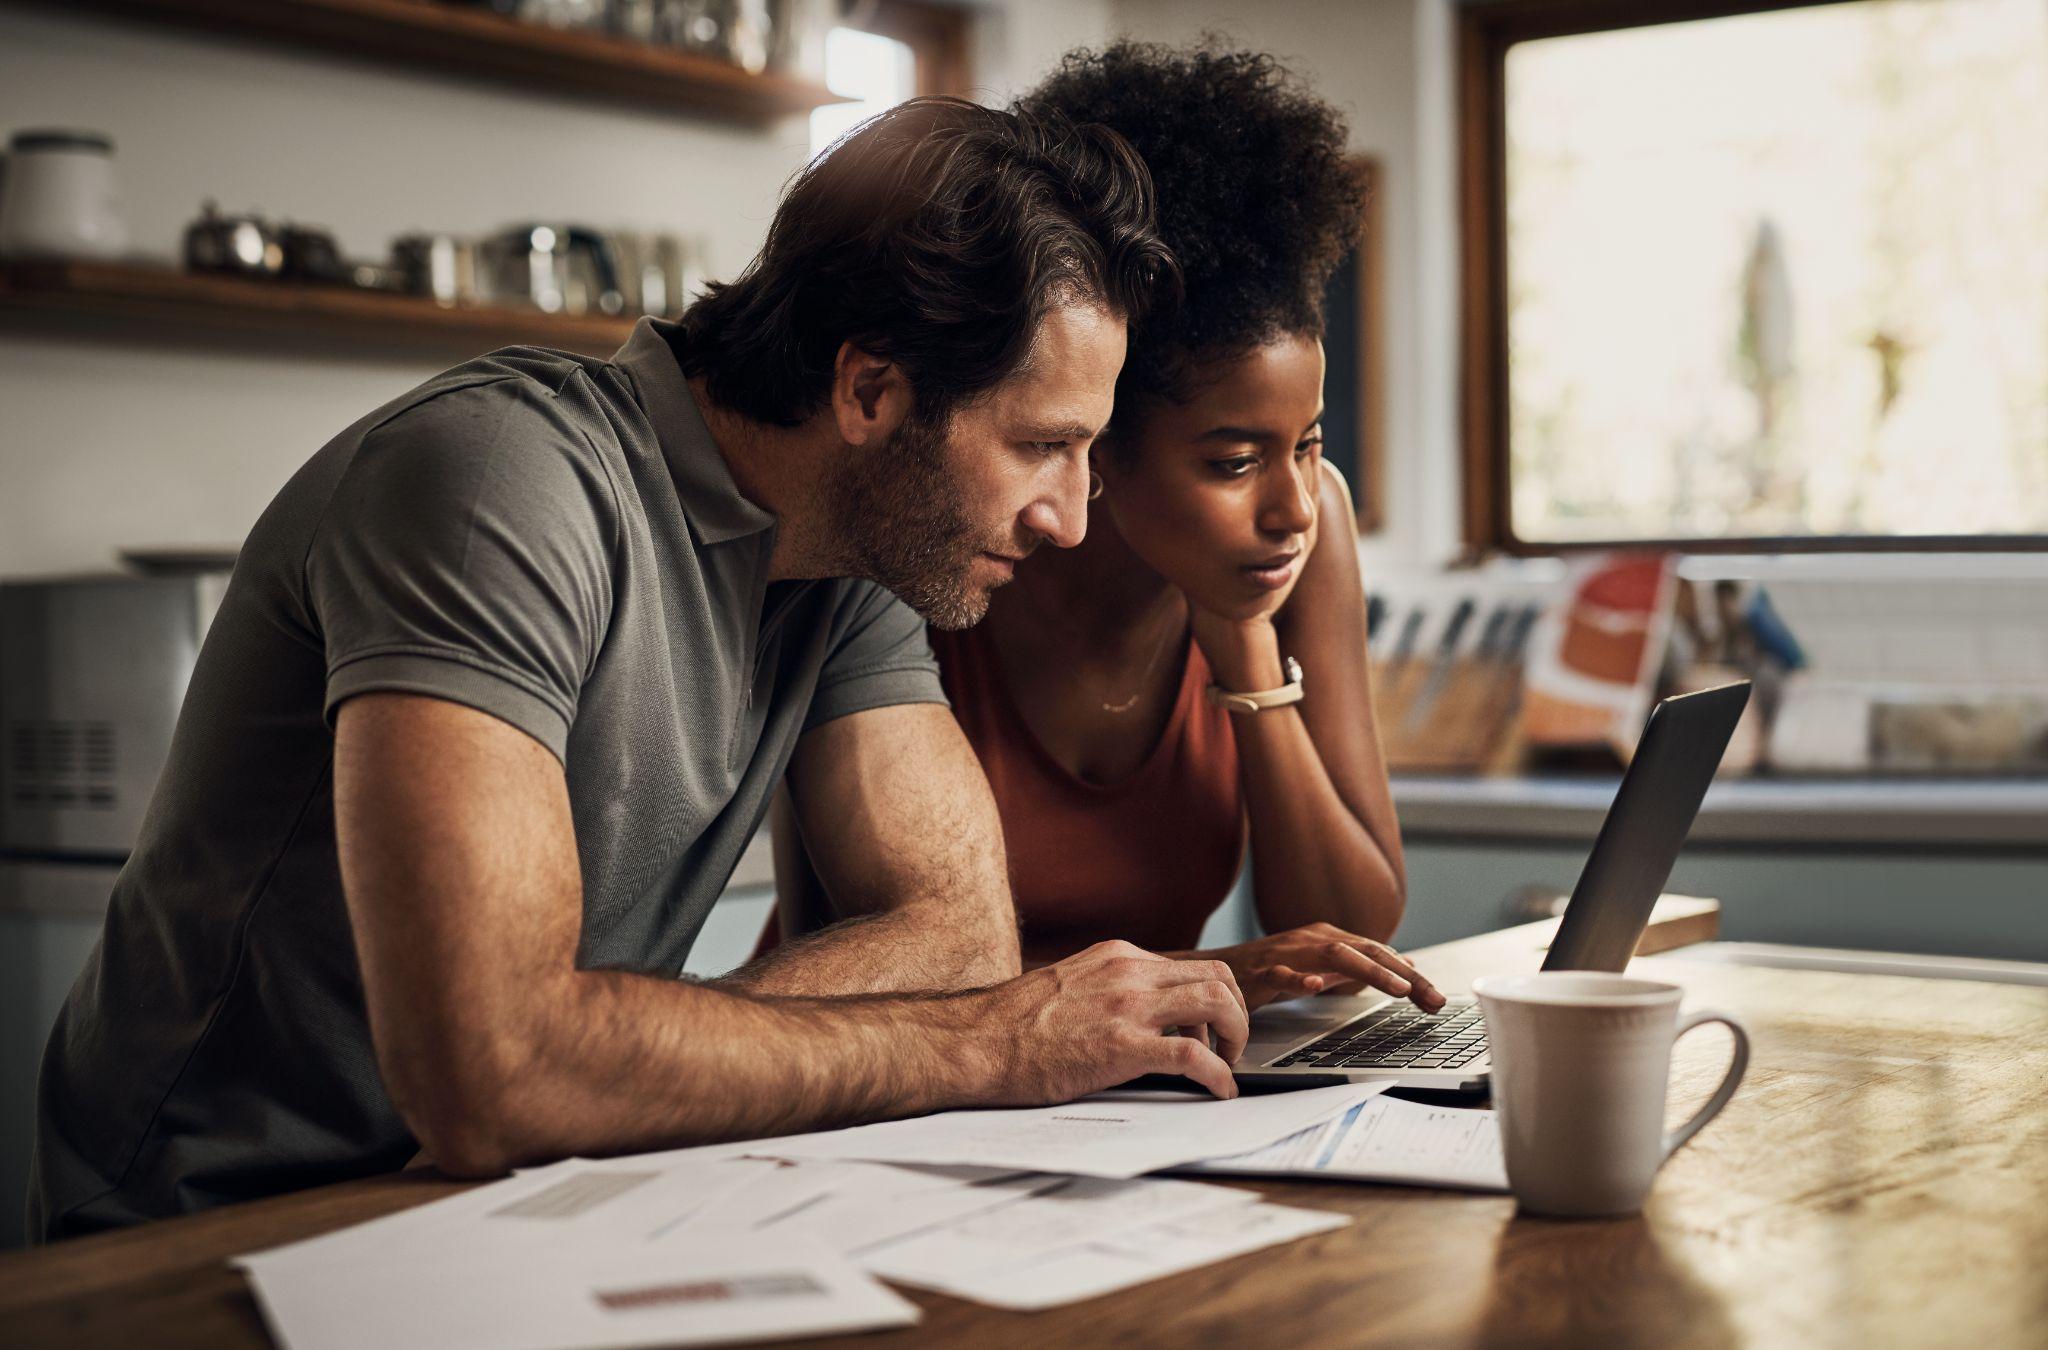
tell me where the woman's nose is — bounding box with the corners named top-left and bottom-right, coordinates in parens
top-left (1259, 459), bottom-right (1316, 537)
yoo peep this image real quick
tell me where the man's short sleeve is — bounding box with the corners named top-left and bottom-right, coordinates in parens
top-left (308, 379), bottom-right (617, 762)
top-left (803, 582), bottom-right (947, 732)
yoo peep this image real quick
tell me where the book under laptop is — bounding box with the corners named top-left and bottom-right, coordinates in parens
top-left (1235, 680), bottom-right (1752, 1092)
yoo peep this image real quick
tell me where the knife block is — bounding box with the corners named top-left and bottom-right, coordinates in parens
top-left (1373, 654), bottom-right (1528, 773)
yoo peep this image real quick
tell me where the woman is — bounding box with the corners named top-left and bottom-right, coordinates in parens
top-left (774, 42), bottom-right (1439, 1012)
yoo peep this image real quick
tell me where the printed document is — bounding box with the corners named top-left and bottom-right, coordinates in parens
top-left (859, 1174), bottom-right (1257, 1286)
top-left (864, 1189), bottom-right (1350, 1312)
top-left (1186, 1095), bottom-right (1509, 1192)
top-left (239, 1156), bottom-right (769, 1272)
top-left (753, 1161), bottom-right (1065, 1254)
top-left (243, 1233), bottom-right (918, 1350)
top-left (759, 1081), bottom-right (1391, 1178)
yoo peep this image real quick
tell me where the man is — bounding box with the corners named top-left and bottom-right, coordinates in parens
top-left (29, 99), bottom-right (1251, 1243)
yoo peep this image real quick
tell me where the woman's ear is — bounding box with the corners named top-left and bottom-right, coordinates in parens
top-left (829, 341), bottom-right (913, 447)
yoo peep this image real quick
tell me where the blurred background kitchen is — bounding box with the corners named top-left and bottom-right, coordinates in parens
top-left (2, 0), bottom-right (2043, 1247)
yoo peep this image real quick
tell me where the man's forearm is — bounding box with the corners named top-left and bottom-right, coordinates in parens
top-left (415, 939), bottom-right (1256, 1176)
top-left (423, 968), bottom-right (1000, 1173)
top-left (762, 704), bottom-right (1023, 997)
top-left (722, 898), bottom-right (1015, 997)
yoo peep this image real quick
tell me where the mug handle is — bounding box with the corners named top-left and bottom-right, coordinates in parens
top-left (1662, 1008), bottom-right (1751, 1159)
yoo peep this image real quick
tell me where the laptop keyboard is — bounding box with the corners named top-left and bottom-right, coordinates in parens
top-left (1268, 1003), bottom-right (1489, 1071)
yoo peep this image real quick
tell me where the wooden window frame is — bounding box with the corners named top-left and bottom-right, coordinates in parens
top-left (1456, 0), bottom-right (2048, 556)
top-left (1327, 156), bottom-right (1387, 535)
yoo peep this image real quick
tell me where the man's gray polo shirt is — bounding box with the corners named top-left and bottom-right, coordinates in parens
top-left (28, 319), bottom-right (946, 1241)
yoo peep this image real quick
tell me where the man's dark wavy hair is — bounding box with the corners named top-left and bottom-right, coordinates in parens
top-left (675, 97), bottom-right (1178, 428)
top-left (1018, 42), bottom-right (1367, 424)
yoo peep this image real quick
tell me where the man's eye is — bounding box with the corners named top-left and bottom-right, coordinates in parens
top-left (1028, 441), bottom-right (1068, 455)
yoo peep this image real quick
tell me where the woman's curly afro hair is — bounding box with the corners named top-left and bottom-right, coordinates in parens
top-left (1018, 40), bottom-right (1367, 417)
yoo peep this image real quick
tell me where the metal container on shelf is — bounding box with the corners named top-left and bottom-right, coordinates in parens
top-left (183, 201), bottom-right (284, 278)
top-left (610, 229), bottom-right (700, 318)
top-left (476, 224), bottom-right (624, 315)
top-left (392, 233), bottom-right (479, 308)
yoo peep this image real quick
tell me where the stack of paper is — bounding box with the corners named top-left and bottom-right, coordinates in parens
top-left (241, 1081), bottom-right (1512, 1348)
top-left (756, 1081), bottom-right (1389, 1178)
top-left (243, 1233), bottom-right (917, 1350)
top-left (855, 1174), bottom-right (1348, 1311)
top-left (237, 1157), bottom-right (923, 1350)
top-left (1185, 1095), bottom-right (1510, 1192)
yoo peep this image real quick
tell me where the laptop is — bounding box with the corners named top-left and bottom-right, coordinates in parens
top-left (1234, 680), bottom-right (1751, 1092)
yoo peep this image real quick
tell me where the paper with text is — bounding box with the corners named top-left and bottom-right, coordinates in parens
top-left (759, 1082), bottom-right (1392, 1178)
top-left (873, 1198), bottom-right (1352, 1311)
top-left (243, 1234), bottom-right (918, 1350)
top-left (1187, 1095), bottom-right (1509, 1192)
top-left (861, 1175), bottom-right (1256, 1286)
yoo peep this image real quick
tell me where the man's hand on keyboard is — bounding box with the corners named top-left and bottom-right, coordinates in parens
top-left (976, 941), bottom-right (1249, 1103)
top-left (1188, 923), bottom-right (1446, 1012)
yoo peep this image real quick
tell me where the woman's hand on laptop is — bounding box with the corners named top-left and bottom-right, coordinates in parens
top-left (1186, 924), bottom-right (1446, 1013)
top-left (974, 941), bottom-right (1249, 1103)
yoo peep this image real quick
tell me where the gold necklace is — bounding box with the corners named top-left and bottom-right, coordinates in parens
top-left (1095, 607), bottom-right (1183, 715)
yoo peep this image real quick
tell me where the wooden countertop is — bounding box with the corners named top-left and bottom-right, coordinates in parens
top-left (8, 898), bottom-right (2048, 1348)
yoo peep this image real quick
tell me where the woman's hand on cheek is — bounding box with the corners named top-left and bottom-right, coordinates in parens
top-left (1187, 605), bottom-right (1287, 694)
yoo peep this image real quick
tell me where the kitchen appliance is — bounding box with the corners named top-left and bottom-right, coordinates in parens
top-left (0, 129), bottom-right (129, 262)
top-left (0, 573), bottom-right (227, 863)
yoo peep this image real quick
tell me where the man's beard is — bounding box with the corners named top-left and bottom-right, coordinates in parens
top-left (826, 409), bottom-right (1005, 630)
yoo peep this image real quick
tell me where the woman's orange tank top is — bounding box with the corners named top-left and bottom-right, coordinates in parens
top-left (929, 621), bottom-right (1245, 965)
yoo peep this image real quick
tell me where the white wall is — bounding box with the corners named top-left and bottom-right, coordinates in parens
top-left (0, 5), bottom-right (817, 578)
top-left (966, 0), bottom-right (1115, 103)
top-left (1, 1), bottom-right (1462, 581)
top-left (1108, 0), bottom-right (1465, 578)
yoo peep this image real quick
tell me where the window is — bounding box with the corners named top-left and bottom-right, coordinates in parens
top-left (1460, 0), bottom-right (2048, 552)
top-left (809, 26), bottom-right (917, 156)
top-left (808, 1), bottom-right (970, 159)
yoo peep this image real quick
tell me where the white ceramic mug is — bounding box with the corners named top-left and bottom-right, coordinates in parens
top-left (1473, 972), bottom-right (1749, 1218)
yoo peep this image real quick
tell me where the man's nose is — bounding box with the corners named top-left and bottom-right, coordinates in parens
top-left (1258, 458), bottom-right (1317, 537)
top-left (1020, 453), bottom-right (1090, 550)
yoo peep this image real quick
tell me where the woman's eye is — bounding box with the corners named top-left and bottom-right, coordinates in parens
top-left (1296, 432), bottom-right (1324, 458)
top-left (1212, 457), bottom-right (1258, 478)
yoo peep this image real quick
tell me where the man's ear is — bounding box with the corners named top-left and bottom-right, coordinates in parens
top-left (830, 341), bottom-right (913, 447)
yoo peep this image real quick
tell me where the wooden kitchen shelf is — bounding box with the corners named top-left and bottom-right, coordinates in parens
top-left (0, 259), bottom-right (642, 358)
top-left (36, 0), bottom-right (845, 124)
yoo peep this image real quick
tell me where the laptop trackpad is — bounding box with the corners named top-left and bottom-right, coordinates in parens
top-left (1245, 992), bottom-right (1387, 1060)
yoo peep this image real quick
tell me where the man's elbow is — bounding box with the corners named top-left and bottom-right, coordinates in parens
top-left (971, 936), bottom-right (1023, 984)
top-left (413, 1113), bottom-right (524, 1179)
top-left (948, 903), bottom-right (1022, 985)
top-left (382, 1032), bottom-right (555, 1178)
